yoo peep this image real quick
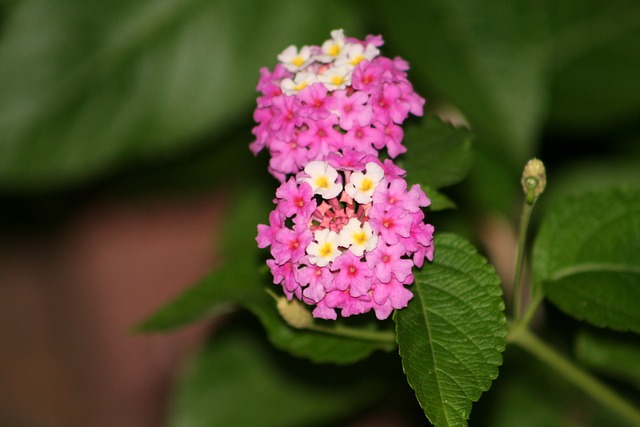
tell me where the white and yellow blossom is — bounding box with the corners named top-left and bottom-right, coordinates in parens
top-left (339, 218), bottom-right (378, 256)
top-left (306, 228), bottom-right (341, 267)
top-left (303, 161), bottom-right (343, 199)
top-left (344, 162), bottom-right (385, 204)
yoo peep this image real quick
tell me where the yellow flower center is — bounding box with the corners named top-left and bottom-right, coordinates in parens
top-left (319, 242), bottom-right (334, 258)
top-left (315, 176), bottom-right (329, 189)
top-left (331, 75), bottom-right (344, 86)
top-left (350, 55), bottom-right (364, 66)
top-left (292, 56), bottom-right (305, 67)
top-left (327, 44), bottom-right (341, 57)
top-left (294, 81), bottom-right (309, 91)
top-left (353, 230), bottom-right (368, 245)
top-left (359, 178), bottom-right (373, 192)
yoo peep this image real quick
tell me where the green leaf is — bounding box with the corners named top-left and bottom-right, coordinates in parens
top-left (246, 291), bottom-right (395, 365)
top-left (575, 331), bottom-right (640, 391)
top-left (402, 116), bottom-right (474, 211)
top-left (377, 0), bottom-right (550, 163)
top-left (135, 186), bottom-right (270, 332)
top-left (0, 0), bottom-right (363, 191)
top-left (533, 187), bottom-right (640, 333)
top-left (167, 322), bottom-right (381, 427)
top-left (396, 233), bottom-right (506, 427)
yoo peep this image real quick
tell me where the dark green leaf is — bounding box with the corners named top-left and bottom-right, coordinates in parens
top-left (533, 187), bottom-right (640, 333)
top-left (396, 233), bottom-right (506, 427)
top-left (167, 323), bottom-right (381, 427)
top-left (0, 0), bottom-right (363, 191)
top-left (575, 331), bottom-right (640, 390)
top-left (402, 116), bottom-right (474, 211)
top-left (377, 0), bottom-right (550, 163)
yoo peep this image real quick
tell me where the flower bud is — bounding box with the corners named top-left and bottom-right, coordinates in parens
top-left (276, 296), bottom-right (314, 329)
top-left (521, 158), bottom-right (546, 204)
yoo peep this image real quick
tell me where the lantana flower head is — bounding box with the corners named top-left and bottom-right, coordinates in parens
top-left (250, 29), bottom-right (426, 182)
top-left (256, 158), bottom-right (434, 320)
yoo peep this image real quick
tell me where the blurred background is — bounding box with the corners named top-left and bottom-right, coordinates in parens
top-left (1, 0), bottom-right (639, 426)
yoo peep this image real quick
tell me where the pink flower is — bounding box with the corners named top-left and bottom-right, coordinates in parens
top-left (257, 158), bottom-right (434, 319)
top-left (330, 251), bottom-right (374, 296)
top-left (343, 123), bottom-right (384, 155)
top-left (297, 83), bottom-right (337, 120)
top-left (366, 242), bottom-right (414, 284)
top-left (298, 115), bottom-right (343, 154)
top-left (368, 205), bottom-right (414, 245)
top-left (371, 277), bottom-right (414, 320)
top-left (272, 223), bottom-right (313, 265)
top-left (269, 95), bottom-right (303, 139)
top-left (370, 84), bottom-right (409, 126)
top-left (373, 178), bottom-right (426, 213)
top-left (275, 178), bottom-right (316, 220)
top-left (373, 122), bottom-right (406, 158)
top-left (332, 90), bottom-right (373, 131)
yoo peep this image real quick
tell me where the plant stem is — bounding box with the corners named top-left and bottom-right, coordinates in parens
top-left (507, 323), bottom-right (640, 426)
top-left (513, 200), bottom-right (534, 321)
top-left (520, 290), bottom-right (543, 329)
top-left (309, 323), bottom-right (396, 344)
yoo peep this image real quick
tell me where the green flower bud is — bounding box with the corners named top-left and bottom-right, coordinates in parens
top-left (521, 158), bottom-right (546, 204)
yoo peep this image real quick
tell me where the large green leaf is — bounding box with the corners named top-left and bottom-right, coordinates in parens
top-left (533, 187), bottom-right (640, 333)
top-left (167, 323), bottom-right (381, 427)
top-left (376, 0), bottom-right (550, 163)
top-left (0, 0), bottom-right (363, 191)
top-left (402, 116), bottom-right (474, 211)
top-left (396, 233), bottom-right (506, 427)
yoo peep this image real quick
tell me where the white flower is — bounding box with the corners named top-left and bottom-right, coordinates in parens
top-left (281, 72), bottom-right (317, 95)
top-left (306, 228), bottom-right (341, 266)
top-left (318, 65), bottom-right (352, 91)
top-left (303, 161), bottom-right (343, 199)
top-left (318, 29), bottom-right (346, 63)
top-left (278, 45), bottom-right (313, 72)
top-left (344, 162), bottom-right (385, 204)
top-left (339, 218), bottom-right (378, 256)
top-left (335, 43), bottom-right (380, 68)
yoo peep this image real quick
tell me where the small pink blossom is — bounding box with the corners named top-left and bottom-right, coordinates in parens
top-left (275, 178), bottom-right (316, 220)
top-left (332, 90), bottom-right (373, 131)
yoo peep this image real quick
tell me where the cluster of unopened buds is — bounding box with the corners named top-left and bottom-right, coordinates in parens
top-left (253, 30), bottom-right (434, 320)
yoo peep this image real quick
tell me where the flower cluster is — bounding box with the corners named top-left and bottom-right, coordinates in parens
top-left (257, 159), bottom-right (434, 320)
top-left (254, 30), bottom-right (434, 320)
top-left (250, 29), bottom-right (425, 181)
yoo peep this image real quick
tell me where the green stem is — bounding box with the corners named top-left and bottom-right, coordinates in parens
top-left (513, 200), bottom-right (534, 320)
top-left (309, 323), bottom-right (396, 344)
top-left (520, 290), bottom-right (543, 329)
top-left (507, 323), bottom-right (640, 426)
